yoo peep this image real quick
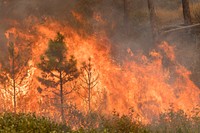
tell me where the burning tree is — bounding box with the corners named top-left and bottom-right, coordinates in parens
top-left (0, 42), bottom-right (30, 113)
top-left (37, 32), bottom-right (79, 124)
top-left (80, 58), bottom-right (99, 113)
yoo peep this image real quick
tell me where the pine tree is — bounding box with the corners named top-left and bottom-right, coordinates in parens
top-left (0, 42), bottom-right (30, 113)
top-left (38, 32), bottom-right (79, 124)
top-left (80, 58), bottom-right (99, 113)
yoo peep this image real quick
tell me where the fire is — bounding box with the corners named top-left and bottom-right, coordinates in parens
top-left (1, 17), bottom-right (200, 123)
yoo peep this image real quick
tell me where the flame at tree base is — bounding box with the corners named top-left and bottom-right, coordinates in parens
top-left (2, 17), bottom-right (200, 123)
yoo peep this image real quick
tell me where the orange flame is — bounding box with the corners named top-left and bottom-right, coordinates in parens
top-left (1, 17), bottom-right (200, 123)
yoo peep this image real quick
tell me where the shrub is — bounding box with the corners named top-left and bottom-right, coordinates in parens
top-left (150, 108), bottom-right (200, 133)
top-left (97, 112), bottom-right (149, 133)
top-left (0, 112), bottom-right (70, 133)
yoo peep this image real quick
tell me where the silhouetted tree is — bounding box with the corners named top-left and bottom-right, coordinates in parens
top-left (38, 32), bottom-right (79, 124)
top-left (147, 0), bottom-right (158, 45)
top-left (80, 58), bottom-right (99, 113)
top-left (182, 0), bottom-right (192, 25)
top-left (0, 42), bottom-right (30, 113)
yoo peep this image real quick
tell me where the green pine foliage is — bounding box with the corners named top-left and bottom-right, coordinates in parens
top-left (37, 32), bottom-right (79, 124)
top-left (38, 32), bottom-right (79, 88)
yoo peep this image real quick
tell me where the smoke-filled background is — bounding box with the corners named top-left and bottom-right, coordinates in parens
top-left (1, 0), bottom-right (200, 87)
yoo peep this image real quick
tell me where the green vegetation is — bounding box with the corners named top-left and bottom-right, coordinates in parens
top-left (1, 109), bottom-right (200, 133)
top-left (150, 108), bottom-right (200, 133)
top-left (97, 113), bottom-right (148, 133)
top-left (0, 113), bottom-right (69, 133)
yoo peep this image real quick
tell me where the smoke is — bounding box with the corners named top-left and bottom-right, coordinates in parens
top-left (0, 0), bottom-right (200, 87)
top-left (0, 0), bottom-right (78, 19)
top-left (0, 0), bottom-right (77, 59)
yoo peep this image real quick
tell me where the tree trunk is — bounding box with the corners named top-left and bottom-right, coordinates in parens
top-left (182, 0), bottom-right (192, 25)
top-left (147, 0), bottom-right (158, 45)
top-left (11, 44), bottom-right (16, 113)
top-left (13, 79), bottom-right (16, 113)
top-left (87, 70), bottom-right (91, 113)
top-left (59, 71), bottom-right (65, 124)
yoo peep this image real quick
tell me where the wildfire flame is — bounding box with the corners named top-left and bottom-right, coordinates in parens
top-left (1, 16), bottom-right (200, 123)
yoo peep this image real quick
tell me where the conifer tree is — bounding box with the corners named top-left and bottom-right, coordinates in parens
top-left (0, 42), bottom-right (30, 113)
top-left (80, 58), bottom-right (99, 113)
top-left (38, 32), bottom-right (79, 124)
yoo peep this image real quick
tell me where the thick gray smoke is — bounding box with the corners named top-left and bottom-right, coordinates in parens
top-left (0, 0), bottom-right (77, 20)
top-left (0, 0), bottom-right (77, 60)
top-left (0, 0), bottom-right (200, 87)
